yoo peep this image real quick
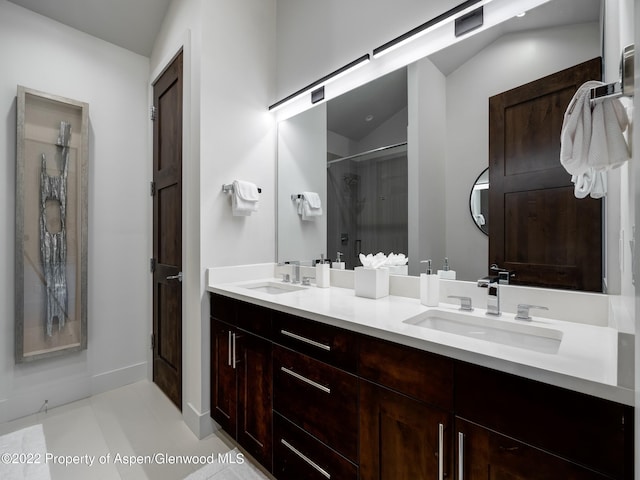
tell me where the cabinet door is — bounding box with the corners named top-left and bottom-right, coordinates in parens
top-left (211, 320), bottom-right (237, 437)
top-left (360, 380), bottom-right (451, 480)
top-left (455, 418), bottom-right (612, 480)
top-left (237, 332), bottom-right (272, 470)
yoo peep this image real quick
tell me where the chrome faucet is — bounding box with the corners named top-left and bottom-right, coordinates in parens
top-left (477, 277), bottom-right (500, 316)
top-left (515, 304), bottom-right (549, 321)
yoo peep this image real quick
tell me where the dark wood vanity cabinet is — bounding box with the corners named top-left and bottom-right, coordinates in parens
top-left (210, 295), bottom-right (273, 470)
top-left (455, 362), bottom-right (633, 480)
top-left (210, 293), bottom-right (633, 480)
top-left (271, 310), bottom-right (359, 479)
top-left (360, 380), bottom-right (452, 480)
top-left (455, 418), bottom-right (613, 480)
top-left (359, 335), bottom-right (455, 480)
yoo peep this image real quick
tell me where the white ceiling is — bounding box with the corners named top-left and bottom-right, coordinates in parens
top-left (7, 0), bottom-right (171, 56)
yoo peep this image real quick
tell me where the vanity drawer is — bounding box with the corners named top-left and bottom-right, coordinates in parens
top-left (210, 294), bottom-right (271, 339)
top-left (274, 413), bottom-right (358, 480)
top-left (273, 345), bottom-right (358, 462)
top-left (210, 293), bottom-right (236, 323)
top-left (359, 334), bottom-right (454, 410)
top-left (272, 311), bottom-right (358, 372)
top-left (455, 362), bottom-right (633, 480)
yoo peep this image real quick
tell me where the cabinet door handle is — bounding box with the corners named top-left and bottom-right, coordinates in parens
top-left (438, 423), bottom-right (444, 480)
top-left (458, 432), bottom-right (464, 480)
top-left (281, 438), bottom-right (331, 479)
top-left (280, 367), bottom-right (331, 394)
top-left (281, 330), bottom-right (331, 351)
top-left (232, 333), bottom-right (237, 369)
top-left (227, 330), bottom-right (232, 367)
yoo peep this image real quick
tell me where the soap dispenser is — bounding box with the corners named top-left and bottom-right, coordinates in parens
top-left (437, 257), bottom-right (457, 280)
top-left (316, 254), bottom-right (330, 288)
top-left (332, 252), bottom-right (345, 270)
top-left (420, 260), bottom-right (440, 307)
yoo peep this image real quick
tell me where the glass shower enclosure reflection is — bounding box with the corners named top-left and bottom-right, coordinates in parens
top-left (327, 143), bottom-right (408, 269)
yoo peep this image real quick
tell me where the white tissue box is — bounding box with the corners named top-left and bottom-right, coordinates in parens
top-left (387, 265), bottom-right (408, 276)
top-left (355, 267), bottom-right (389, 299)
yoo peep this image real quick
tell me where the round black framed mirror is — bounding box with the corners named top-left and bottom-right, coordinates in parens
top-left (469, 168), bottom-right (489, 235)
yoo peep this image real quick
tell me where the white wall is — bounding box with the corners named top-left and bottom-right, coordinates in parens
top-left (0, 0), bottom-right (150, 422)
top-left (445, 22), bottom-right (601, 282)
top-left (278, 105), bottom-right (327, 262)
top-left (275, 0), bottom-right (451, 98)
top-left (150, 0), bottom-right (276, 438)
top-left (408, 58), bottom-right (447, 276)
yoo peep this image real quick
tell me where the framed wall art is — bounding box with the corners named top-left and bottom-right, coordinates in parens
top-left (15, 86), bottom-right (89, 363)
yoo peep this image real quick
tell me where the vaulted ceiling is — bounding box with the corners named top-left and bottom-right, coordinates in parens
top-left (7, 0), bottom-right (171, 56)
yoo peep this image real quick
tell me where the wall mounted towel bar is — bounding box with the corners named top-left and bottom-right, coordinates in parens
top-left (590, 44), bottom-right (634, 107)
top-left (222, 183), bottom-right (262, 194)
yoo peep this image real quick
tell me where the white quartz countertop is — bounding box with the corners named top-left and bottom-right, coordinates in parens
top-left (207, 277), bottom-right (634, 406)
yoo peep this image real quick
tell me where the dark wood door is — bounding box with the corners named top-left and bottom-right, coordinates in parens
top-left (360, 380), bottom-right (452, 480)
top-left (211, 320), bottom-right (237, 436)
top-left (489, 58), bottom-right (603, 291)
top-left (237, 332), bottom-right (272, 469)
top-left (455, 418), bottom-right (611, 480)
top-left (152, 51), bottom-right (183, 408)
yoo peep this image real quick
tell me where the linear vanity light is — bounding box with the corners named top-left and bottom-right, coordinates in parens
top-left (372, 0), bottom-right (490, 59)
top-left (268, 54), bottom-right (371, 112)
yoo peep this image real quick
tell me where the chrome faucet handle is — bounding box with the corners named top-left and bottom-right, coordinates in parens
top-left (447, 295), bottom-right (473, 311)
top-left (477, 277), bottom-right (496, 287)
top-left (281, 273), bottom-right (290, 283)
top-left (301, 276), bottom-right (313, 286)
top-left (515, 304), bottom-right (549, 321)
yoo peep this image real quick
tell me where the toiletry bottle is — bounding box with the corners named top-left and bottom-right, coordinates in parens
top-left (316, 254), bottom-right (330, 288)
top-left (332, 251), bottom-right (345, 270)
top-left (437, 257), bottom-right (457, 280)
top-left (420, 260), bottom-right (440, 307)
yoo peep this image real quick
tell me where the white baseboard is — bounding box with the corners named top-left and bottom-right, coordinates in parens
top-left (183, 402), bottom-right (217, 439)
top-left (0, 398), bottom-right (8, 424)
top-left (1, 362), bottom-right (147, 424)
top-left (90, 362), bottom-right (148, 396)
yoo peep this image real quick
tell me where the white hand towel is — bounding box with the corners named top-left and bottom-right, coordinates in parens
top-left (232, 180), bottom-right (259, 216)
top-left (300, 192), bottom-right (322, 221)
top-left (588, 97), bottom-right (630, 170)
top-left (560, 80), bottom-right (601, 176)
top-left (560, 81), bottom-right (630, 199)
top-left (572, 168), bottom-right (607, 199)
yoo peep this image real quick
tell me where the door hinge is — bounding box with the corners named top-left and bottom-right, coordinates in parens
top-left (150, 333), bottom-right (155, 350)
top-left (150, 105), bottom-right (157, 121)
top-left (150, 258), bottom-right (156, 273)
top-left (150, 181), bottom-right (156, 196)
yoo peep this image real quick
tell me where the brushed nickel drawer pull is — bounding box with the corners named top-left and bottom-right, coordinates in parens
top-left (281, 438), bottom-right (331, 479)
top-left (232, 332), bottom-right (237, 369)
top-left (281, 330), bottom-right (331, 351)
top-left (227, 330), bottom-right (232, 366)
top-left (458, 432), bottom-right (464, 480)
top-left (281, 367), bottom-right (331, 394)
top-left (438, 423), bottom-right (444, 480)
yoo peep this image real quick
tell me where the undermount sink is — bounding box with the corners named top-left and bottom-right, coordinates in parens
top-left (404, 309), bottom-right (563, 354)
top-left (241, 281), bottom-right (307, 295)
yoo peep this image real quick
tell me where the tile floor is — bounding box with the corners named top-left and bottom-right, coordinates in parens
top-left (0, 380), bottom-right (275, 480)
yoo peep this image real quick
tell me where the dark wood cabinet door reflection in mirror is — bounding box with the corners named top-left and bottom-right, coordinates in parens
top-left (489, 57), bottom-right (603, 292)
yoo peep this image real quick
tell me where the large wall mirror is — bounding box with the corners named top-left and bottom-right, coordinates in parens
top-left (277, 0), bottom-right (613, 291)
